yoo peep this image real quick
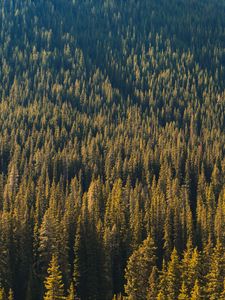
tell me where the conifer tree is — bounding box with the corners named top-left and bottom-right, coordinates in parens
top-left (73, 219), bottom-right (82, 294)
top-left (0, 0), bottom-right (224, 299)
top-left (8, 290), bottom-right (13, 300)
top-left (38, 209), bottom-right (61, 278)
top-left (0, 288), bottom-right (6, 300)
top-left (125, 235), bottom-right (157, 300)
top-left (190, 280), bottom-right (202, 300)
top-left (147, 266), bottom-right (158, 300)
top-left (182, 246), bottom-right (202, 295)
top-left (66, 283), bottom-right (75, 300)
top-left (157, 260), bottom-right (167, 300)
top-left (206, 239), bottom-right (225, 300)
top-left (181, 238), bottom-right (194, 293)
top-left (178, 282), bottom-right (189, 300)
top-left (219, 278), bottom-right (225, 300)
top-left (0, 212), bottom-right (12, 290)
top-left (43, 255), bottom-right (65, 300)
top-left (163, 208), bottom-right (173, 260)
top-left (156, 290), bottom-right (167, 300)
top-left (214, 189), bottom-right (225, 244)
top-left (166, 248), bottom-right (181, 300)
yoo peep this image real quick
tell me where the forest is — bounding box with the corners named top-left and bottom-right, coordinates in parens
top-left (0, 0), bottom-right (225, 299)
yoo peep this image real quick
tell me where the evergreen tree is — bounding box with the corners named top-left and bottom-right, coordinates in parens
top-left (178, 282), bottom-right (189, 300)
top-left (0, 288), bottom-right (6, 300)
top-left (125, 235), bottom-right (157, 300)
top-left (43, 255), bottom-right (65, 300)
top-left (157, 260), bottom-right (167, 300)
top-left (219, 278), bottom-right (225, 300)
top-left (156, 290), bottom-right (167, 300)
top-left (147, 266), bottom-right (159, 300)
top-left (0, 0), bottom-right (224, 299)
top-left (166, 248), bottom-right (181, 300)
top-left (7, 290), bottom-right (13, 300)
top-left (206, 239), bottom-right (225, 300)
top-left (66, 283), bottom-right (76, 300)
top-left (182, 246), bottom-right (202, 295)
top-left (190, 280), bottom-right (202, 300)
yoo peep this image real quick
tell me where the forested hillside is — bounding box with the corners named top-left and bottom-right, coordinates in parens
top-left (0, 0), bottom-right (225, 299)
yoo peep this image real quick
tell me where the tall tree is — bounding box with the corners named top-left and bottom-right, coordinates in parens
top-left (166, 248), bottom-right (181, 300)
top-left (147, 266), bottom-right (159, 300)
top-left (43, 255), bottom-right (65, 300)
top-left (125, 235), bottom-right (157, 300)
top-left (206, 239), bottom-right (225, 300)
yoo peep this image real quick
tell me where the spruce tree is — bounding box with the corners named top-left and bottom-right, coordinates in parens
top-left (206, 239), bottom-right (225, 300)
top-left (43, 255), bottom-right (65, 300)
top-left (178, 282), bottom-right (189, 300)
top-left (166, 248), bottom-right (181, 300)
top-left (157, 260), bottom-right (167, 299)
top-left (147, 266), bottom-right (158, 300)
top-left (156, 290), bottom-right (167, 300)
top-left (66, 283), bottom-right (75, 300)
top-left (190, 280), bottom-right (202, 300)
top-left (125, 235), bottom-right (157, 300)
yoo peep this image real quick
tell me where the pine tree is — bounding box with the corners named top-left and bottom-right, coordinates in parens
top-left (43, 255), bottom-right (65, 300)
top-left (38, 209), bottom-right (61, 279)
top-left (163, 208), bottom-right (173, 260)
top-left (73, 218), bottom-right (82, 295)
top-left (166, 248), bottom-right (181, 300)
top-left (66, 283), bottom-right (76, 300)
top-left (156, 290), bottom-right (167, 300)
top-left (214, 189), bottom-right (225, 244)
top-left (147, 266), bottom-right (158, 300)
top-left (125, 235), bottom-right (157, 300)
top-left (206, 239), bottom-right (225, 300)
top-left (178, 282), bottom-right (189, 300)
top-left (182, 246), bottom-right (202, 295)
top-left (157, 260), bottom-right (167, 299)
top-left (190, 280), bottom-right (202, 300)
top-left (181, 238), bottom-right (194, 294)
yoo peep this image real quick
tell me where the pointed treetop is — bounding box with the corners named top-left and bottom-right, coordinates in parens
top-left (178, 281), bottom-right (189, 300)
top-left (8, 290), bottom-right (14, 300)
top-left (66, 283), bottom-right (76, 300)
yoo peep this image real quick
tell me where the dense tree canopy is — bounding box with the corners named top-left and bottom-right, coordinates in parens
top-left (0, 0), bottom-right (224, 299)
